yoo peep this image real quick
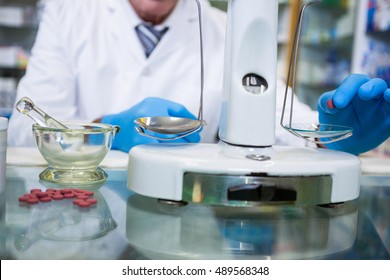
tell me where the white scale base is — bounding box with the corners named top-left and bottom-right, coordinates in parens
top-left (128, 142), bottom-right (360, 207)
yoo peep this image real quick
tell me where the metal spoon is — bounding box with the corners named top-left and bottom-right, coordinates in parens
top-left (135, 116), bottom-right (206, 135)
top-left (135, 117), bottom-right (205, 141)
top-left (134, 0), bottom-right (206, 140)
top-left (280, 0), bottom-right (353, 144)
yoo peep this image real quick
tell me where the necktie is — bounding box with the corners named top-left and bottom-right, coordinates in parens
top-left (135, 23), bottom-right (169, 58)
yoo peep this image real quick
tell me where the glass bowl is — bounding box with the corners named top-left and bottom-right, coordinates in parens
top-left (33, 122), bottom-right (120, 187)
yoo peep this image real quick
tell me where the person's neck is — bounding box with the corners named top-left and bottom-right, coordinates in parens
top-left (129, 1), bottom-right (176, 25)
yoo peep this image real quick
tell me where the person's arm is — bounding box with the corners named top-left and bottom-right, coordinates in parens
top-left (8, 0), bottom-right (77, 147)
top-left (317, 74), bottom-right (390, 155)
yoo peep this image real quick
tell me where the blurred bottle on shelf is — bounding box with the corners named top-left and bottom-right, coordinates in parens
top-left (0, 77), bottom-right (17, 118)
top-left (0, 0), bottom-right (44, 117)
top-left (367, 0), bottom-right (390, 32)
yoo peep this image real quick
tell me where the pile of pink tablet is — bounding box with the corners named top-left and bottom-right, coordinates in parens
top-left (18, 188), bottom-right (97, 208)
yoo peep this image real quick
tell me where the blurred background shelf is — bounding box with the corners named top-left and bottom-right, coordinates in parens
top-left (292, 0), bottom-right (390, 109)
top-left (292, 0), bottom-right (359, 109)
top-left (353, 0), bottom-right (390, 87)
top-left (0, 0), bottom-right (43, 117)
top-left (352, 0), bottom-right (390, 156)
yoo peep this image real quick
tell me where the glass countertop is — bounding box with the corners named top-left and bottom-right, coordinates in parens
top-left (1, 166), bottom-right (389, 260)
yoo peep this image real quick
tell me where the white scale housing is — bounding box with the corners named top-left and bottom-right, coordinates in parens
top-left (127, 0), bottom-right (360, 207)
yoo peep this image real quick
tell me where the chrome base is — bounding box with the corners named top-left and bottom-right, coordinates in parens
top-left (183, 173), bottom-right (333, 207)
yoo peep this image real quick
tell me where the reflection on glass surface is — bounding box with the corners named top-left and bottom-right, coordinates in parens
top-left (359, 176), bottom-right (390, 255)
top-left (3, 177), bottom-right (117, 255)
top-left (13, 191), bottom-right (117, 252)
top-left (2, 168), bottom-right (389, 260)
top-left (126, 195), bottom-right (366, 260)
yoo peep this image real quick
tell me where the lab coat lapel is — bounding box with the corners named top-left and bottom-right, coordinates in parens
top-left (104, 0), bottom-right (146, 65)
top-left (104, 0), bottom-right (197, 64)
top-left (146, 0), bottom-right (198, 62)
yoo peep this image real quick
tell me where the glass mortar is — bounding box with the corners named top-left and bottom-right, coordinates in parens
top-left (33, 122), bottom-right (119, 187)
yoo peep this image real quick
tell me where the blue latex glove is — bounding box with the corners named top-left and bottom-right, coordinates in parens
top-left (101, 97), bottom-right (201, 152)
top-left (317, 74), bottom-right (390, 155)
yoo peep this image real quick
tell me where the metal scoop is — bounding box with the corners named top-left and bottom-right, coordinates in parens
top-left (280, 0), bottom-right (353, 144)
top-left (134, 0), bottom-right (206, 141)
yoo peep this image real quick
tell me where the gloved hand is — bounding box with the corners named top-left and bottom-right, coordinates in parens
top-left (317, 74), bottom-right (390, 155)
top-left (101, 97), bottom-right (201, 152)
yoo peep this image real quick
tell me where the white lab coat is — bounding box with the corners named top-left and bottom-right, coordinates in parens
top-left (8, 0), bottom-right (317, 148)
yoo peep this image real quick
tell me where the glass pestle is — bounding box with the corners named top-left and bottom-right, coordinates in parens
top-left (16, 97), bottom-right (84, 151)
top-left (16, 97), bottom-right (68, 129)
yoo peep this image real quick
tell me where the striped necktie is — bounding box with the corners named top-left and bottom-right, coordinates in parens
top-left (135, 23), bottom-right (169, 58)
